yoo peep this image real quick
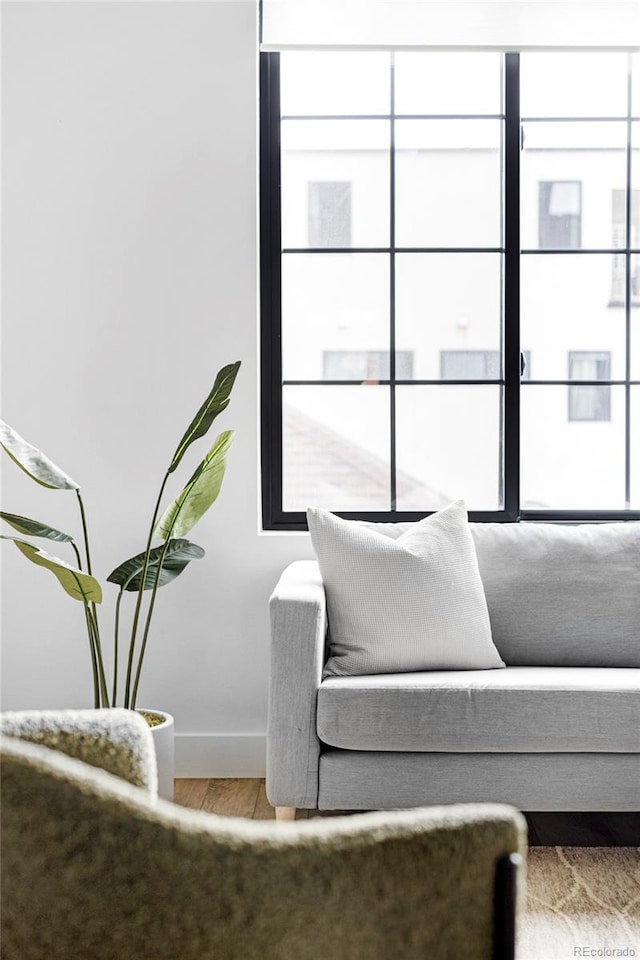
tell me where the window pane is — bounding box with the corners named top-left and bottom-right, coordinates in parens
top-left (521, 385), bottom-right (626, 510)
top-left (280, 52), bottom-right (390, 116)
top-left (521, 123), bottom-right (627, 250)
top-left (307, 181), bottom-right (351, 248)
top-left (611, 191), bottom-right (640, 304)
top-left (283, 385), bottom-right (390, 511)
top-left (441, 351), bottom-right (500, 379)
top-left (282, 254), bottom-right (389, 380)
top-left (633, 123), bottom-right (640, 234)
top-left (633, 266), bottom-right (640, 379)
top-left (567, 384), bottom-right (611, 422)
top-left (395, 120), bottom-right (502, 248)
top-left (633, 55), bottom-right (640, 117)
top-left (281, 120), bottom-right (389, 249)
top-left (394, 52), bottom-right (501, 116)
top-left (322, 350), bottom-right (413, 380)
top-left (396, 386), bottom-right (503, 511)
top-left (538, 181), bottom-right (581, 249)
top-left (632, 388), bottom-right (640, 509)
top-left (395, 253), bottom-right (502, 379)
top-left (567, 352), bottom-right (612, 422)
top-left (521, 255), bottom-right (626, 381)
top-left (520, 53), bottom-right (629, 118)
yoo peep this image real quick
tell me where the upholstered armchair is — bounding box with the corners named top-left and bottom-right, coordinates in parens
top-left (1, 709), bottom-right (526, 960)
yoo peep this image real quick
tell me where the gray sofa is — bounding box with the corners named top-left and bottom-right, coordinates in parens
top-left (267, 520), bottom-right (640, 817)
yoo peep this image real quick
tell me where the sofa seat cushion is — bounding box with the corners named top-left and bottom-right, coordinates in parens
top-left (317, 667), bottom-right (640, 753)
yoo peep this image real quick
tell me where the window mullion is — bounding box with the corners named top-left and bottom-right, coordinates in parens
top-left (504, 52), bottom-right (521, 521)
top-left (389, 53), bottom-right (397, 513)
top-left (624, 53), bottom-right (633, 509)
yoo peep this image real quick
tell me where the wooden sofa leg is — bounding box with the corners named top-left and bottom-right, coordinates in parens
top-left (275, 806), bottom-right (297, 821)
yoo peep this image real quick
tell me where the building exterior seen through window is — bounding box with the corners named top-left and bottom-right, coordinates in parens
top-left (568, 351), bottom-right (612, 422)
top-left (538, 181), bottom-right (582, 249)
top-left (611, 190), bottom-right (640, 304)
top-left (323, 350), bottom-right (414, 380)
top-left (440, 350), bottom-right (501, 381)
top-left (308, 181), bottom-right (352, 248)
top-left (261, 51), bottom-right (640, 528)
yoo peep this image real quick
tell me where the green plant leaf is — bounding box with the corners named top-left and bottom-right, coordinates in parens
top-left (2, 537), bottom-right (102, 602)
top-left (168, 362), bottom-right (240, 474)
top-left (0, 420), bottom-right (79, 490)
top-left (0, 511), bottom-right (74, 543)
top-left (155, 431), bottom-right (234, 540)
top-left (107, 539), bottom-right (205, 592)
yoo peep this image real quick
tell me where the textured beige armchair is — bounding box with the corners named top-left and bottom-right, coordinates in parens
top-left (1, 709), bottom-right (526, 960)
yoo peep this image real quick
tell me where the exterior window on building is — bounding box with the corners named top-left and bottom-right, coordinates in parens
top-left (611, 189), bottom-right (640, 304)
top-left (440, 350), bottom-right (500, 380)
top-left (323, 350), bottom-right (414, 380)
top-left (568, 352), bottom-right (611, 422)
top-left (538, 181), bottom-right (582, 249)
top-left (308, 181), bottom-right (351, 248)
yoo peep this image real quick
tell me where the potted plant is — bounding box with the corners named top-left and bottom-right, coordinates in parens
top-left (0, 360), bottom-right (240, 798)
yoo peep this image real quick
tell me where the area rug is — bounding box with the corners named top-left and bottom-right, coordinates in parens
top-left (519, 847), bottom-right (640, 960)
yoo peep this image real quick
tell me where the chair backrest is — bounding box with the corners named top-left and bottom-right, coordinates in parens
top-left (1, 734), bottom-right (526, 960)
top-left (0, 706), bottom-right (157, 790)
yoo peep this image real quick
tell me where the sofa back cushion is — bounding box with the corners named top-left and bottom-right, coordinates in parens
top-left (359, 520), bottom-right (640, 667)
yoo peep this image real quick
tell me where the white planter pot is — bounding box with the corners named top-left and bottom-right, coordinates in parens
top-left (137, 709), bottom-right (175, 801)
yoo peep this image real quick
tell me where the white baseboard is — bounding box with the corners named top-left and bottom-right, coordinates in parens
top-left (176, 734), bottom-right (266, 778)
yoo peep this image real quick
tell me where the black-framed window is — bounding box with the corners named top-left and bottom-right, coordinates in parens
top-left (261, 51), bottom-right (640, 529)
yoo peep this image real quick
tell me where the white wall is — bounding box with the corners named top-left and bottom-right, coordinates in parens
top-left (1, 0), bottom-right (314, 774)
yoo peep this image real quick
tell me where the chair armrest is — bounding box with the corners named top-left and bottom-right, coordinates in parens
top-left (0, 708), bottom-right (157, 794)
top-left (266, 560), bottom-right (326, 809)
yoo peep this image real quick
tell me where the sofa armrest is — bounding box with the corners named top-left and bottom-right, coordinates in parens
top-left (266, 560), bottom-right (327, 809)
top-left (0, 708), bottom-right (157, 795)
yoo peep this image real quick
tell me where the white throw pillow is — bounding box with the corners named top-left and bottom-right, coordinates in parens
top-left (307, 500), bottom-right (505, 677)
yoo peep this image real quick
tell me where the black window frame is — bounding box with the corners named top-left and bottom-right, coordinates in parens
top-left (260, 51), bottom-right (640, 531)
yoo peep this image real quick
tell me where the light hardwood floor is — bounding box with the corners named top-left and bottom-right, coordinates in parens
top-left (173, 779), bottom-right (640, 844)
top-left (174, 779), bottom-right (346, 821)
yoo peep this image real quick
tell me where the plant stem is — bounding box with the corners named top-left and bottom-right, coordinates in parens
top-left (130, 460), bottom-right (207, 709)
top-left (76, 491), bottom-right (93, 574)
top-left (129, 538), bottom-right (173, 709)
top-left (72, 571), bottom-right (102, 708)
top-left (83, 602), bottom-right (100, 708)
top-left (87, 606), bottom-right (110, 707)
top-left (124, 472), bottom-right (171, 709)
top-left (75, 490), bottom-right (106, 702)
top-left (71, 542), bottom-right (83, 570)
top-left (112, 588), bottom-right (124, 706)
